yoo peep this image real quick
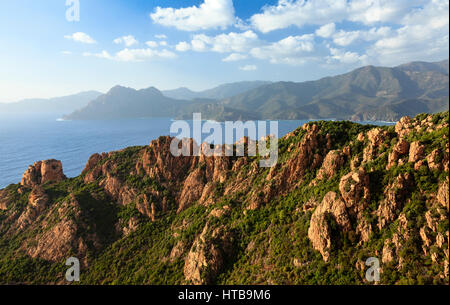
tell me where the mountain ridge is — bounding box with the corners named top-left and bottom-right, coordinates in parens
top-left (63, 59), bottom-right (449, 122)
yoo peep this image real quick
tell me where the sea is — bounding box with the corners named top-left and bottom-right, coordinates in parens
top-left (0, 113), bottom-right (395, 189)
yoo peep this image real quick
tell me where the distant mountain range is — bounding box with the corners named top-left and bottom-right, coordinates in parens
top-left (162, 81), bottom-right (272, 100)
top-left (63, 81), bottom-right (274, 120)
top-left (0, 91), bottom-right (102, 115)
top-left (5, 59), bottom-right (448, 122)
top-left (215, 59), bottom-right (449, 121)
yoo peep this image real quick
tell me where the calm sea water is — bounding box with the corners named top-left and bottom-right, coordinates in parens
top-left (0, 113), bottom-right (394, 189)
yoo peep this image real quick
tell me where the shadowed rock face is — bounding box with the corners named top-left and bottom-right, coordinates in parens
top-left (20, 159), bottom-right (66, 187)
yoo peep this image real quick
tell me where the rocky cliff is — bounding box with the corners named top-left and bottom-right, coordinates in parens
top-left (0, 112), bottom-right (448, 285)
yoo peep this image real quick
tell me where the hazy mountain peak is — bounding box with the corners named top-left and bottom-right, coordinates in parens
top-left (138, 86), bottom-right (163, 96)
top-left (107, 85), bottom-right (135, 95)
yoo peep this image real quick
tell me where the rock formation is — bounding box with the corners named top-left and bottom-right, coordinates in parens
top-left (21, 159), bottom-right (66, 187)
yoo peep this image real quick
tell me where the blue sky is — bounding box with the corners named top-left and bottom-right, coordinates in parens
top-left (0, 0), bottom-right (448, 102)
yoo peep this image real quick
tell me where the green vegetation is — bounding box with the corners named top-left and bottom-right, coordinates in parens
top-left (0, 111), bottom-right (448, 285)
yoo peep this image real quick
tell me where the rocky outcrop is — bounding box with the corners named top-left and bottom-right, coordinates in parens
top-left (420, 227), bottom-right (432, 250)
top-left (0, 189), bottom-right (10, 210)
top-left (339, 168), bottom-right (370, 216)
top-left (24, 195), bottom-right (97, 266)
top-left (363, 128), bottom-right (388, 162)
top-left (16, 186), bottom-right (50, 230)
top-left (387, 139), bottom-right (410, 169)
top-left (395, 116), bottom-right (412, 138)
top-left (377, 173), bottom-right (413, 229)
top-left (82, 153), bottom-right (108, 183)
top-left (138, 137), bottom-right (197, 183)
top-left (437, 180), bottom-right (449, 210)
top-left (27, 217), bottom-right (80, 262)
top-left (169, 240), bottom-right (186, 262)
top-left (308, 192), bottom-right (351, 262)
top-left (286, 124), bottom-right (323, 186)
top-left (184, 222), bottom-right (234, 284)
top-left (247, 123), bottom-right (324, 210)
top-left (178, 168), bottom-right (206, 213)
top-left (409, 141), bottom-right (425, 163)
top-left (119, 217), bottom-right (139, 236)
top-left (382, 213), bottom-right (411, 267)
top-left (209, 205), bottom-right (230, 218)
top-left (312, 150), bottom-right (345, 184)
top-left (21, 160), bottom-right (66, 187)
top-left (427, 149), bottom-right (443, 171)
top-left (28, 185), bottom-right (49, 208)
top-left (356, 219), bottom-right (372, 243)
top-left (382, 239), bottom-right (395, 263)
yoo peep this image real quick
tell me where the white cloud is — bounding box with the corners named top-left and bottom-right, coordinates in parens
top-left (155, 34), bottom-right (167, 39)
top-left (83, 50), bottom-right (113, 60)
top-left (251, 0), bottom-right (347, 33)
top-left (61, 51), bottom-right (72, 55)
top-left (83, 48), bottom-right (177, 62)
top-left (64, 32), bottom-right (96, 44)
top-left (332, 30), bottom-right (361, 46)
top-left (366, 0), bottom-right (449, 65)
top-left (316, 23), bottom-right (336, 38)
top-left (250, 34), bottom-right (315, 65)
top-left (235, 17), bottom-right (251, 30)
top-left (239, 65), bottom-right (257, 71)
top-left (191, 38), bottom-right (208, 52)
top-left (150, 0), bottom-right (235, 31)
top-left (347, 0), bottom-right (425, 25)
top-left (332, 27), bottom-right (392, 46)
top-left (146, 41), bottom-right (159, 48)
top-left (190, 30), bottom-right (260, 53)
top-left (113, 35), bottom-right (138, 47)
top-left (222, 53), bottom-right (248, 62)
top-left (159, 41), bottom-right (168, 46)
top-left (181, 31), bottom-right (316, 66)
top-left (327, 46), bottom-right (368, 64)
top-left (250, 0), bottom-right (425, 33)
top-left (115, 48), bottom-right (176, 62)
top-left (175, 41), bottom-right (191, 52)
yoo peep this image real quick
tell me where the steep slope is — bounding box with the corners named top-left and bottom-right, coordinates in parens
top-left (0, 91), bottom-right (102, 115)
top-left (162, 81), bottom-right (272, 100)
top-left (0, 112), bottom-right (448, 285)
